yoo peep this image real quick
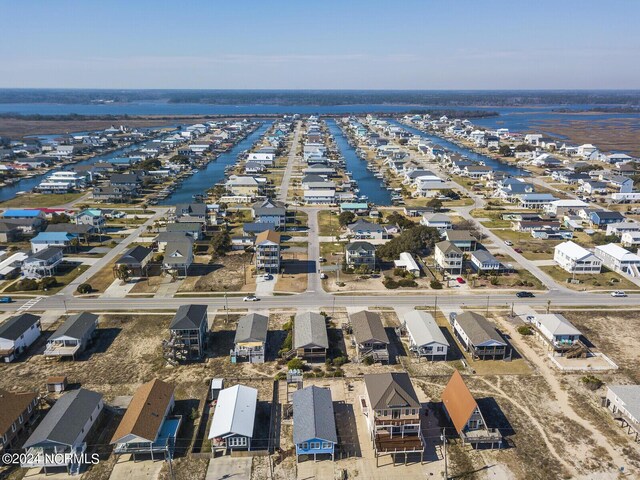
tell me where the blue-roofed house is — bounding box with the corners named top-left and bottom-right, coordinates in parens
top-left (75, 209), bottom-right (105, 230)
top-left (30, 232), bottom-right (78, 253)
top-left (1, 209), bottom-right (46, 234)
top-left (293, 386), bottom-right (337, 462)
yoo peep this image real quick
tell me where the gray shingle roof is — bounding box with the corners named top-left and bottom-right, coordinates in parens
top-left (116, 245), bottom-right (152, 265)
top-left (350, 311), bottom-right (389, 345)
top-left (455, 312), bottom-right (506, 347)
top-left (24, 388), bottom-right (102, 448)
top-left (294, 312), bottom-right (328, 349)
top-left (293, 386), bottom-right (337, 444)
top-left (364, 372), bottom-right (421, 410)
top-left (234, 313), bottom-right (268, 344)
top-left (0, 313), bottom-right (40, 341)
top-left (50, 312), bottom-right (98, 341)
top-left (170, 305), bottom-right (207, 330)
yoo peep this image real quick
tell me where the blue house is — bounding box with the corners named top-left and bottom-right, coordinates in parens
top-left (293, 386), bottom-right (338, 462)
top-left (589, 210), bottom-right (625, 229)
top-left (30, 232), bottom-right (78, 253)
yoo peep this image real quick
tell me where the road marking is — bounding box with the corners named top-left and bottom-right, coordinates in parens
top-left (18, 296), bottom-right (44, 312)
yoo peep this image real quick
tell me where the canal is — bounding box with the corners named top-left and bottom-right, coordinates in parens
top-left (0, 141), bottom-right (146, 203)
top-left (326, 119), bottom-right (392, 206)
top-left (160, 121), bottom-right (272, 205)
top-left (387, 119), bottom-right (529, 177)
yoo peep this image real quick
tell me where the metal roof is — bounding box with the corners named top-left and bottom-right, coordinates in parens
top-left (293, 386), bottom-right (337, 444)
top-left (24, 389), bottom-right (103, 448)
top-left (234, 313), bottom-right (268, 344)
top-left (403, 310), bottom-right (448, 348)
top-left (208, 385), bottom-right (257, 439)
top-left (608, 385), bottom-right (640, 422)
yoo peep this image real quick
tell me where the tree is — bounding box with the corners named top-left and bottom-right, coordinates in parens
top-left (376, 226), bottom-right (440, 260)
top-left (498, 145), bottom-right (512, 157)
top-left (338, 211), bottom-right (356, 227)
top-left (49, 213), bottom-right (71, 224)
top-left (287, 358), bottom-right (305, 370)
top-left (210, 230), bottom-right (232, 256)
top-left (426, 198), bottom-right (444, 211)
top-left (76, 283), bottom-right (92, 294)
top-left (40, 277), bottom-right (57, 291)
top-left (114, 264), bottom-right (131, 282)
top-left (385, 211), bottom-right (414, 230)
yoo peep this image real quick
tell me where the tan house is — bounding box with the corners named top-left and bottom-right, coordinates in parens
top-left (0, 389), bottom-right (39, 453)
top-left (361, 373), bottom-right (424, 464)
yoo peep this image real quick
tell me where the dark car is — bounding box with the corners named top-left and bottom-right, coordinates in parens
top-left (0, 296), bottom-right (12, 303)
top-left (516, 291), bottom-right (535, 298)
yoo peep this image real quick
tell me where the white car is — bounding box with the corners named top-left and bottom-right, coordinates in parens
top-left (320, 273), bottom-right (328, 279)
top-left (243, 295), bottom-right (259, 302)
top-left (504, 240), bottom-right (514, 246)
top-left (611, 290), bottom-right (627, 297)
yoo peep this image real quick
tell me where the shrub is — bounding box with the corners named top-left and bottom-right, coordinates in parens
top-left (490, 276), bottom-right (499, 286)
top-left (279, 332), bottom-right (293, 355)
top-left (430, 280), bottom-right (443, 289)
top-left (581, 375), bottom-right (603, 391)
top-left (363, 356), bottom-right (374, 366)
top-left (40, 277), bottom-right (58, 291)
top-left (76, 283), bottom-right (92, 294)
top-left (17, 279), bottom-right (39, 291)
top-left (287, 358), bottom-right (305, 371)
top-left (333, 368), bottom-right (344, 377)
top-left (397, 278), bottom-right (417, 288)
top-left (517, 325), bottom-right (533, 336)
top-left (383, 277), bottom-right (399, 289)
top-left (333, 356), bottom-right (347, 367)
top-left (274, 371), bottom-right (286, 381)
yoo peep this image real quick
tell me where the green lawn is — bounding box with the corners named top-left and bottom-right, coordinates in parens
top-left (539, 265), bottom-right (640, 292)
top-left (318, 210), bottom-right (341, 237)
top-left (0, 192), bottom-right (86, 209)
top-left (4, 263), bottom-right (90, 295)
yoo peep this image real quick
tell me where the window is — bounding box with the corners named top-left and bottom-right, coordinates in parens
top-left (28, 403), bottom-right (32, 413)
top-left (311, 442), bottom-right (320, 449)
top-left (228, 436), bottom-right (247, 447)
top-left (11, 423), bottom-right (16, 433)
top-left (18, 414), bottom-right (23, 424)
top-left (301, 442), bottom-right (308, 450)
top-left (322, 442), bottom-right (332, 449)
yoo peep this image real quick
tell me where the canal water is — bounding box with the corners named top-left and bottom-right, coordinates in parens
top-left (326, 119), bottom-right (392, 206)
top-left (0, 141), bottom-right (145, 203)
top-left (160, 121), bottom-right (272, 205)
top-left (388, 119), bottom-right (529, 177)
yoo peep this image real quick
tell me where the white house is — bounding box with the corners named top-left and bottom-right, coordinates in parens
top-left (553, 241), bottom-right (602, 274)
top-left (622, 231), bottom-right (640, 248)
top-left (594, 243), bottom-right (640, 277)
top-left (394, 252), bottom-right (420, 277)
top-left (605, 385), bottom-right (640, 429)
top-left (303, 189), bottom-right (336, 205)
top-left (544, 199), bottom-right (589, 217)
top-left (402, 310), bottom-right (449, 360)
top-left (471, 250), bottom-right (502, 272)
top-left (0, 313), bottom-right (41, 362)
top-left (532, 314), bottom-right (582, 348)
top-left (208, 385), bottom-right (257, 451)
top-left (420, 213), bottom-right (452, 232)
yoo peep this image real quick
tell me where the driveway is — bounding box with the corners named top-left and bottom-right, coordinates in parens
top-left (205, 455), bottom-right (252, 480)
top-left (109, 455), bottom-right (164, 480)
top-left (255, 274), bottom-right (276, 296)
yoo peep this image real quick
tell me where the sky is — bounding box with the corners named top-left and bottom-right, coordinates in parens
top-left (1, 0), bottom-right (639, 90)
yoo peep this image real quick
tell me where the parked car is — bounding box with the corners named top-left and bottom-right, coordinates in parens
top-left (320, 273), bottom-right (328, 279)
top-left (263, 274), bottom-right (272, 281)
top-left (611, 290), bottom-right (627, 297)
top-left (456, 277), bottom-right (465, 284)
top-left (318, 257), bottom-right (327, 263)
top-left (516, 291), bottom-right (535, 298)
top-left (504, 240), bottom-right (514, 246)
top-left (0, 296), bottom-right (12, 303)
top-left (243, 295), bottom-right (259, 302)
top-left (514, 248), bottom-right (523, 254)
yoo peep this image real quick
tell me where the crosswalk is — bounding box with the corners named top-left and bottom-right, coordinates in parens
top-left (17, 296), bottom-right (44, 312)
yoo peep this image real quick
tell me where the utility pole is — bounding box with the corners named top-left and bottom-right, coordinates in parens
top-left (441, 428), bottom-right (448, 480)
top-left (486, 295), bottom-right (490, 316)
top-left (225, 293), bottom-right (229, 323)
top-left (546, 299), bottom-right (551, 314)
top-left (434, 295), bottom-right (438, 317)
